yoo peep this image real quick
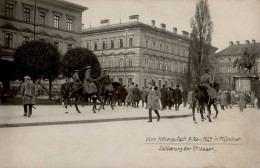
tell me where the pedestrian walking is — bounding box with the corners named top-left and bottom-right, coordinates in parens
top-left (182, 88), bottom-right (188, 107)
top-left (141, 86), bottom-right (148, 107)
top-left (173, 85), bottom-right (182, 111)
top-left (187, 88), bottom-right (194, 109)
top-left (132, 84), bottom-right (141, 108)
top-left (126, 82), bottom-right (134, 107)
top-left (231, 90), bottom-right (237, 106)
top-left (250, 91), bottom-right (255, 107)
top-left (147, 80), bottom-right (161, 122)
top-left (238, 91), bottom-right (247, 112)
top-left (226, 89), bottom-right (232, 109)
top-left (220, 89), bottom-right (227, 110)
top-left (160, 85), bottom-right (167, 110)
top-left (166, 87), bottom-right (173, 109)
top-left (21, 76), bottom-right (36, 117)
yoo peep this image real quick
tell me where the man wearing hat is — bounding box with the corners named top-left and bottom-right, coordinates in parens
top-left (72, 69), bottom-right (82, 90)
top-left (173, 84), bottom-right (182, 111)
top-left (146, 79), bottom-right (161, 122)
top-left (84, 66), bottom-right (97, 94)
top-left (21, 76), bottom-right (36, 117)
top-left (200, 67), bottom-right (217, 99)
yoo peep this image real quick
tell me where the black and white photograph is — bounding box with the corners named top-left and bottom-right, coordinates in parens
top-left (0, 0), bottom-right (260, 167)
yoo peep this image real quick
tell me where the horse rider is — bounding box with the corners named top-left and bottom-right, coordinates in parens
top-left (200, 67), bottom-right (217, 100)
top-left (68, 70), bottom-right (82, 98)
top-left (96, 69), bottom-right (108, 81)
top-left (84, 66), bottom-right (97, 94)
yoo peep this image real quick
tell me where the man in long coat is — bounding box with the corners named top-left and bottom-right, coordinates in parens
top-left (147, 79), bottom-right (161, 122)
top-left (166, 87), bottom-right (173, 109)
top-left (21, 76), bottom-right (36, 117)
top-left (132, 84), bottom-right (141, 108)
top-left (84, 66), bottom-right (97, 94)
top-left (141, 86), bottom-right (148, 107)
top-left (173, 85), bottom-right (182, 111)
top-left (238, 91), bottom-right (247, 112)
top-left (160, 85), bottom-right (167, 110)
top-left (220, 89), bottom-right (228, 110)
top-left (126, 82), bottom-right (134, 107)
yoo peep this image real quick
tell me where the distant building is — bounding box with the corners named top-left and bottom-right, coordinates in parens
top-left (82, 21), bottom-right (191, 88)
top-left (215, 40), bottom-right (260, 89)
top-left (0, 0), bottom-right (88, 61)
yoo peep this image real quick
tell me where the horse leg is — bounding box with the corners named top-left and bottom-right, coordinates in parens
top-left (206, 104), bottom-right (212, 122)
top-left (92, 96), bottom-right (97, 113)
top-left (213, 102), bottom-right (219, 119)
top-left (192, 101), bottom-right (197, 123)
top-left (75, 97), bottom-right (81, 113)
top-left (110, 94), bottom-right (114, 110)
top-left (200, 104), bottom-right (204, 122)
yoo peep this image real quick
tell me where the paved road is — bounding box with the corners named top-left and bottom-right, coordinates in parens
top-left (0, 105), bottom-right (260, 168)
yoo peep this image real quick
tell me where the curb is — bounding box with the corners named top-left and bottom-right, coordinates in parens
top-left (0, 114), bottom-right (192, 128)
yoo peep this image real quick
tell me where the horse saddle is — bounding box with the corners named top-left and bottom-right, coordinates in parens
top-left (201, 84), bottom-right (217, 100)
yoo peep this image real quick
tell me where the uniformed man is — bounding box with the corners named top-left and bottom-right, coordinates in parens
top-left (68, 70), bottom-right (82, 99)
top-left (200, 67), bottom-right (217, 99)
top-left (96, 69), bottom-right (108, 81)
top-left (84, 66), bottom-right (97, 94)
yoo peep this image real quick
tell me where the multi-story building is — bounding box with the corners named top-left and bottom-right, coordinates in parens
top-left (215, 40), bottom-right (260, 90)
top-left (0, 0), bottom-right (88, 61)
top-left (82, 21), bottom-right (192, 88)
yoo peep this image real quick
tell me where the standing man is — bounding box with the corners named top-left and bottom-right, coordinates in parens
top-left (21, 76), bottom-right (36, 117)
top-left (182, 88), bottom-right (188, 107)
top-left (133, 84), bottom-right (141, 108)
top-left (160, 85), bottom-right (167, 110)
top-left (141, 86), bottom-right (148, 107)
top-left (173, 85), bottom-right (182, 111)
top-left (167, 87), bottom-right (173, 109)
top-left (147, 79), bottom-right (161, 122)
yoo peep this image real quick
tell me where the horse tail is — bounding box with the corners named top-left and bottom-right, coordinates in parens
top-left (233, 58), bottom-right (239, 68)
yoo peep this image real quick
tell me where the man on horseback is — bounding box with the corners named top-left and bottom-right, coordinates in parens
top-left (68, 70), bottom-right (83, 99)
top-left (200, 67), bottom-right (217, 100)
top-left (83, 66), bottom-right (97, 94)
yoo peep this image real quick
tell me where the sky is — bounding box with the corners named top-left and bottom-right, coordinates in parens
top-left (67, 0), bottom-right (260, 52)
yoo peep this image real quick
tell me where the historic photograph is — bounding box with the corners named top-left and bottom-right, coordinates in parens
top-left (0, 0), bottom-right (260, 167)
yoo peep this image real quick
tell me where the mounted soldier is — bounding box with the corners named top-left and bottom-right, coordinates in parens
top-left (200, 67), bottom-right (217, 100)
top-left (68, 70), bottom-right (82, 98)
top-left (83, 66), bottom-right (97, 94)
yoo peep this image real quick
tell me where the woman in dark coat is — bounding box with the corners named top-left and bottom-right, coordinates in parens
top-left (147, 80), bottom-right (161, 122)
top-left (173, 85), bottom-right (182, 111)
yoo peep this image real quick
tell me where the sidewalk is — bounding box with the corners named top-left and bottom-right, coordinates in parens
top-left (0, 105), bottom-right (192, 127)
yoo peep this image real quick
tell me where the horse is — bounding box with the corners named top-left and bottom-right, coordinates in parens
top-left (233, 53), bottom-right (258, 73)
top-left (191, 82), bottom-right (219, 123)
top-left (102, 82), bottom-right (121, 110)
top-left (60, 75), bottom-right (110, 113)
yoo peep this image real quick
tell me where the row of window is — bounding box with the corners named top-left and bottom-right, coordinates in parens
top-left (219, 57), bottom-right (232, 63)
top-left (4, 32), bottom-right (73, 51)
top-left (5, 2), bottom-right (73, 31)
top-left (99, 57), bottom-right (186, 72)
top-left (85, 38), bottom-right (134, 50)
top-left (145, 41), bottom-right (187, 56)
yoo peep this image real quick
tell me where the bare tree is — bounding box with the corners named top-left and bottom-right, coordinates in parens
top-left (189, 0), bottom-right (214, 84)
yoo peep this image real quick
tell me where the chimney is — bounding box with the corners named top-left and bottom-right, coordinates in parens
top-left (245, 40), bottom-right (250, 45)
top-left (173, 27), bottom-right (177, 34)
top-left (252, 39), bottom-right (256, 44)
top-left (182, 31), bottom-right (189, 36)
top-left (236, 41), bottom-right (240, 45)
top-left (160, 23), bottom-right (166, 30)
top-left (151, 20), bottom-right (155, 28)
top-left (229, 41), bottom-right (233, 46)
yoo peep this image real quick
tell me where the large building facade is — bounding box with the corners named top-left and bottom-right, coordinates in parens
top-left (82, 21), bottom-right (191, 88)
top-left (215, 40), bottom-right (260, 90)
top-left (0, 0), bottom-right (87, 61)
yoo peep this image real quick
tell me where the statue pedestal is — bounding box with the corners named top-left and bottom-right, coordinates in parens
top-left (233, 74), bottom-right (259, 92)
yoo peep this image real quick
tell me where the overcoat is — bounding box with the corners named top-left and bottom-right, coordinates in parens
top-left (147, 87), bottom-right (161, 110)
top-left (220, 91), bottom-right (227, 106)
top-left (173, 88), bottom-right (182, 104)
top-left (238, 92), bottom-right (247, 109)
top-left (84, 70), bottom-right (97, 94)
top-left (21, 81), bottom-right (36, 105)
top-left (125, 85), bottom-right (134, 103)
top-left (132, 87), bottom-right (141, 101)
top-left (141, 88), bottom-right (148, 101)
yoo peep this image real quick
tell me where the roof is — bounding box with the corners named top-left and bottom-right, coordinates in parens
top-left (82, 21), bottom-right (190, 42)
top-left (217, 42), bottom-right (260, 56)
